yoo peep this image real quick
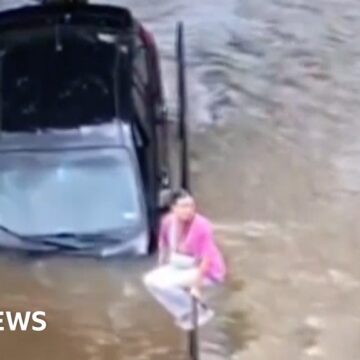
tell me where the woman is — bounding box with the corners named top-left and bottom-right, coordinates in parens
top-left (143, 190), bottom-right (227, 330)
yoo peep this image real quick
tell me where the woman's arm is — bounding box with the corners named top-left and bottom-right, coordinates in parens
top-left (190, 226), bottom-right (214, 298)
top-left (158, 240), bottom-right (169, 265)
top-left (191, 256), bottom-right (211, 297)
top-left (157, 216), bottom-right (169, 266)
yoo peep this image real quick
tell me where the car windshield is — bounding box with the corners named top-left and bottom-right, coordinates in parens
top-left (0, 147), bottom-right (143, 236)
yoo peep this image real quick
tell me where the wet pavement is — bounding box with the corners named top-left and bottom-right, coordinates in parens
top-left (1, 0), bottom-right (360, 359)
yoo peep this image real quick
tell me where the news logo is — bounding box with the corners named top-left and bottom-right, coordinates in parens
top-left (0, 311), bottom-right (47, 332)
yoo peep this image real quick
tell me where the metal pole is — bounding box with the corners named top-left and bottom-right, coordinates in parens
top-left (176, 22), bottom-right (190, 191)
top-left (188, 295), bottom-right (200, 360)
top-left (0, 51), bottom-right (3, 134)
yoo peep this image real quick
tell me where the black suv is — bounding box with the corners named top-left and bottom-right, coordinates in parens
top-left (0, 1), bottom-right (189, 256)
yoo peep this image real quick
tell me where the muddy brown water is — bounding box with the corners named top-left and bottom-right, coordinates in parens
top-left (1, 0), bottom-right (360, 359)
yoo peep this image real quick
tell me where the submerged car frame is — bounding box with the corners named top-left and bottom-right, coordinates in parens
top-left (0, 1), bottom-right (190, 256)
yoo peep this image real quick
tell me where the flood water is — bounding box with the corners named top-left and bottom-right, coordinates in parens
top-left (1, 0), bottom-right (360, 359)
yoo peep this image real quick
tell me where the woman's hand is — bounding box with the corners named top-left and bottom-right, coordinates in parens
top-left (190, 285), bottom-right (202, 299)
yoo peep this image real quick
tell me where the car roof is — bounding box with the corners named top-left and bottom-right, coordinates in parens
top-left (0, 2), bottom-right (135, 32)
top-left (0, 1), bottom-right (34, 13)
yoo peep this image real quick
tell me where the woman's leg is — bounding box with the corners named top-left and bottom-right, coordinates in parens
top-left (143, 265), bottom-right (205, 320)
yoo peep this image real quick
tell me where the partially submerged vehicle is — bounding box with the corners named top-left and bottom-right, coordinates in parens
top-left (0, 0), bottom-right (189, 256)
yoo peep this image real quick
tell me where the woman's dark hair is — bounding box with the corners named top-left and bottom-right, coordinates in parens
top-left (171, 189), bottom-right (193, 206)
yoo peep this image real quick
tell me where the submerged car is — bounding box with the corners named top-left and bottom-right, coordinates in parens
top-left (0, 0), bottom-right (190, 256)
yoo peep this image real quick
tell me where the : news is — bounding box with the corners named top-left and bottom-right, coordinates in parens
top-left (0, 311), bottom-right (47, 332)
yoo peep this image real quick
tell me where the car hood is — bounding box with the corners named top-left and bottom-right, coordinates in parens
top-left (0, 229), bottom-right (146, 257)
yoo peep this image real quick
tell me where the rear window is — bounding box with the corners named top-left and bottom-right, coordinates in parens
top-left (0, 26), bottom-right (131, 131)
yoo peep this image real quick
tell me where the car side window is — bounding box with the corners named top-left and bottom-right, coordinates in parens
top-left (132, 86), bottom-right (147, 124)
top-left (133, 44), bottom-right (149, 87)
top-left (131, 39), bottom-right (150, 138)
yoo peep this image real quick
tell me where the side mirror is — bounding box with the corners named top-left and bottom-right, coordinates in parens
top-left (155, 103), bottom-right (168, 124)
top-left (158, 187), bottom-right (172, 211)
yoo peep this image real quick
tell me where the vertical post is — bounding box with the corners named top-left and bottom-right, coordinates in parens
top-left (176, 22), bottom-right (190, 191)
top-left (0, 51), bottom-right (4, 133)
top-left (188, 296), bottom-right (200, 360)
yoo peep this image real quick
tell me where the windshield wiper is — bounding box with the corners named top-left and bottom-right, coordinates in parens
top-left (27, 232), bottom-right (123, 250)
top-left (0, 224), bottom-right (57, 251)
top-left (0, 225), bottom-right (126, 252)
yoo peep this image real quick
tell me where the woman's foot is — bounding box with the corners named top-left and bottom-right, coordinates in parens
top-left (175, 308), bottom-right (215, 331)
